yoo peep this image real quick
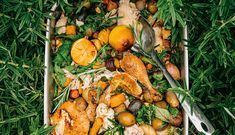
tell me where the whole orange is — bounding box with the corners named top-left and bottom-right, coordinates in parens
top-left (109, 25), bottom-right (134, 52)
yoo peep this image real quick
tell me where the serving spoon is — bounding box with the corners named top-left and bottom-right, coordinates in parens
top-left (131, 17), bottom-right (215, 135)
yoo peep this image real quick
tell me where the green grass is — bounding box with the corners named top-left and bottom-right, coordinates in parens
top-left (0, 0), bottom-right (234, 134)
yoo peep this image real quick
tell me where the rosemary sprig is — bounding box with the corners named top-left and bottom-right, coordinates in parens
top-left (101, 119), bottom-right (124, 135)
top-left (52, 85), bottom-right (70, 113)
top-left (52, 67), bottom-right (106, 112)
top-left (0, 60), bottom-right (30, 68)
top-left (155, 0), bottom-right (186, 45)
top-left (156, 0), bottom-right (185, 27)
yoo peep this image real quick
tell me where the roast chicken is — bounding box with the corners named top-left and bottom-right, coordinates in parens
top-left (120, 52), bottom-right (162, 101)
top-left (111, 72), bottom-right (143, 97)
top-left (50, 101), bottom-right (90, 135)
top-left (118, 0), bottom-right (139, 26)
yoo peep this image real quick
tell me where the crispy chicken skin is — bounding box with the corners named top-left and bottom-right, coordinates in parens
top-left (50, 101), bottom-right (90, 135)
top-left (98, 72), bottom-right (143, 106)
top-left (111, 72), bottom-right (142, 97)
top-left (120, 52), bottom-right (162, 101)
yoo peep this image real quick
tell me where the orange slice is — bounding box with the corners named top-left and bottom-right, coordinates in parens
top-left (71, 38), bottom-right (97, 66)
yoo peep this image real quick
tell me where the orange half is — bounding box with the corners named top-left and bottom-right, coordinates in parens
top-left (71, 38), bottom-right (97, 66)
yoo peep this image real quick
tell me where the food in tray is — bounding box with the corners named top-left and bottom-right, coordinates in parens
top-left (50, 0), bottom-right (183, 134)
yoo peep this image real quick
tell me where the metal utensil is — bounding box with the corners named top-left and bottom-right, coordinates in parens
top-left (132, 17), bottom-right (215, 135)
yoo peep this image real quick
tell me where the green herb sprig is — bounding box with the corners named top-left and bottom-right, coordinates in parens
top-left (154, 0), bottom-right (186, 45)
top-left (100, 119), bottom-right (124, 135)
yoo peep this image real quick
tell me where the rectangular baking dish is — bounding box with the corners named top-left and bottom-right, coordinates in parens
top-left (44, 3), bottom-right (189, 135)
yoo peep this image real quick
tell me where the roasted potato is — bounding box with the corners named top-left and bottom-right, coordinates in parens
top-left (152, 118), bottom-right (164, 130)
top-left (165, 62), bottom-right (181, 81)
top-left (117, 111), bottom-right (136, 127)
top-left (114, 103), bottom-right (126, 114)
top-left (136, 0), bottom-right (146, 11)
top-left (162, 28), bottom-right (171, 39)
top-left (139, 124), bottom-right (156, 135)
top-left (155, 101), bottom-right (168, 109)
top-left (110, 93), bottom-right (126, 108)
top-left (166, 91), bottom-right (179, 108)
top-left (143, 91), bottom-right (153, 103)
top-left (86, 103), bottom-right (97, 123)
top-left (75, 97), bottom-right (88, 111)
top-left (91, 39), bottom-right (102, 51)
